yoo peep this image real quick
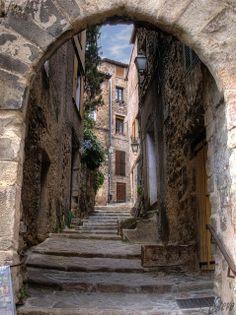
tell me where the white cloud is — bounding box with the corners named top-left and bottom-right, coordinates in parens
top-left (100, 24), bottom-right (133, 63)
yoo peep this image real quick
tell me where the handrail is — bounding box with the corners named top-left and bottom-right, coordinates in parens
top-left (207, 224), bottom-right (236, 278)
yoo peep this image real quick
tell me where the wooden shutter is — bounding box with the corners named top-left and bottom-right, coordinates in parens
top-left (72, 56), bottom-right (78, 101)
top-left (115, 151), bottom-right (126, 176)
top-left (116, 66), bottom-right (124, 78)
top-left (117, 183), bottom-right (126, 202)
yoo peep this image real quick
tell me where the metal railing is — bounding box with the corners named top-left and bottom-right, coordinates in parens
top-left (207, 224), bottom-right (236, 278)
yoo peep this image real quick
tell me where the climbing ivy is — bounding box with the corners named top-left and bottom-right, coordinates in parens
top-left (81, 26), bottom-right (106, 172)
top-left (84, 25), bottom-right (106, 111)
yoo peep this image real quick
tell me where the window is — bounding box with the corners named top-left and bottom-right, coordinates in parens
top-left (183, 44), bottom-right (199, 72)
top-left (116, 66), bottom-right (124, 78)
top-left (73, 56), bottom-right (81, 112)
top-left (116, 117), bottom-right (124, 135)
top-left (75, 73), bottom-right (81, 111)
top-left (89, 110), bottom-right (96, 121)
top-left (116, 87), bottom-right (124, 103)
top-left (115, 150), bottom-right (126, 176)
top-left (43, 60), bottom-right (49, 77)
top-left (132, 117), bottom-right (139, 140)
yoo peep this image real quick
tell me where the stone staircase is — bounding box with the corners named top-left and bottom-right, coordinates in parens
top-left (18, 204), bottom-right (215, 315)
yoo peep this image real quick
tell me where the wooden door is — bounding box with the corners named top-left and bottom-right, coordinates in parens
top-left (117, 183), bottom-right (126, 202)
top-left (194, 143), bottom-right (214, 270)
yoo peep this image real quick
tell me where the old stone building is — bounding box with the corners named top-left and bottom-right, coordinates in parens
top-left (131, 26), bottom-right (221, 273)
top-left (127, 35), bottom-right (141, 209)
top-left (94, 59), bottom-right (131, 205)
top-left (20, 31), bottom-right (86, 249)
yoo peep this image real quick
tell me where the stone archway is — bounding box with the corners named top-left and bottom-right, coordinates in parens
top-left (0, 0), bottom-right (235, 303)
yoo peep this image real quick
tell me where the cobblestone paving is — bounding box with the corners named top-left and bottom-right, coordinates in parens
top-left (18, 205), bottom-right (215, 315)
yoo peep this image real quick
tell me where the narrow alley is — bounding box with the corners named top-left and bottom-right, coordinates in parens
top-left (18, 204), bottom-right (214, 315)
top-left (0, 2), bottom-right (236, 315)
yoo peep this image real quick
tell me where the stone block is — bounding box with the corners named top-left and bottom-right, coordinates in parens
top-left (122, 213), bottom-right (160, 243)
top-left (0, 138), bottom-right (15, 160)
top-left (228, 128), bottom-right (236, 149)
top-left (226, 98), bottom-right (236, 131)
top-left (141, 243), bottom-right (197, 271)
top-left (0, 250), bottom-right (19, 266)
top-left (0, 185), bottom-right (21, 243)
top-left (0, 111), bottom-right (25, 137)
top-left (0, 161), bottom-right (20, 187)
top-left (6, 5), bottom-right (55, 50)
top-left (55, 0), bottom-right (81, 20)
top-left (0, 237), bottom-right (14, 251)
top-left (0, 69), bottom-right (25, 109)
top-left (209, 192), bottom-right (221, 212)
top-left (35, 0), bottom-right (70, 36)
top-left (0, 24), bottom-right (42, 66)
top-left (0, 53), bottom-right (29, 75)
top-left (207, 175), bottom-right (215, 193)
top-left (229, 150), bottom-right (236, 185)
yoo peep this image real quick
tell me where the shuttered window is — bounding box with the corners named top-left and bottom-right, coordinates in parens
top-left (116, 66), bottom-right (124, 78)
top-left (115, 150), bottom-right (126, 176)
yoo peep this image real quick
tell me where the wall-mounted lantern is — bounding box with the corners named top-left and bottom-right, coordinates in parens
top-left (131, 137), bottom-right (139, 154)
top-left (134, 53), bottom-right (148, 74)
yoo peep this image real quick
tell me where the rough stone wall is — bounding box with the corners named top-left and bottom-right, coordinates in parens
top-left (138, 27), bottom-right (223, 262)
top-left (0, 0), bottom-right (235, 306)
top-left (79, 164), bottom-right (96, 217)
top-left (95, 60), bottom-right (131, 204)
top-left (94, 79), bottom-right (109, 205)
top-left (127, 39), bottom-right (140, 206)
top-left (20, 39), bottom-right (84, 249)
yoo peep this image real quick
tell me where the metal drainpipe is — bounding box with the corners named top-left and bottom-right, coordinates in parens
top-left (108, 76), bottom-right (113, 203)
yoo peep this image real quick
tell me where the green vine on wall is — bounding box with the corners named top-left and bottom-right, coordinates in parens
top-left (81, 114), bottom-right (105, 170)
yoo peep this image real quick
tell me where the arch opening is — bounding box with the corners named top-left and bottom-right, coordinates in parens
top-left (0, 0), bottom-right (235, 309)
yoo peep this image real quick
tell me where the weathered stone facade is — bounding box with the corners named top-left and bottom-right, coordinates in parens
top-left (20, 32), bottom-right (86, 250)
top-left (135, 25), bottom-right (235, 306)
top-left (0, 0), bottom-right (235, 307)
top-left (127, 36), bottom-right (141, 208)
top-left (95, 59), bottom-right (131, 205)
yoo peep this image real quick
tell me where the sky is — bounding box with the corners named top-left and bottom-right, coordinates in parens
top-left (100, 24), bottom-right (134, 64)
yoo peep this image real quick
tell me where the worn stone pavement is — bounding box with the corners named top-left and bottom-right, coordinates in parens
top-left (17, 204), bottom-right (215, 315)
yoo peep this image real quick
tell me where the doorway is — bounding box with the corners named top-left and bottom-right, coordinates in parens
top-left (193, 142), bottom-right (215, 271)
top-left (117, 182), bottom-right (126, 202)
top-left (146, 131), bottom-right (158, 206)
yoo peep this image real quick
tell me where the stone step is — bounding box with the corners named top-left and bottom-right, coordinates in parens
top-left (50, 232), bottom-right (122, 240)
top-left (93, 210), bottom-right (131, 214)
top-left (17, 288), bottom-right (216, 315)
top-left (83, 217), bottom-right (119, 221)
top-left (80, 225), bottom-right (118, 230)
top-left (82, 222), bottom-right (118, 227)
top-left (90, 215), bottom-right (131, 220)
top-left (32, 238), bottom-right (141, 259)
top-left (92, 211), bottom-right (131, 216)
top-left (26, 254), bottom-right (144, 273)
top-left (18, 288), bottom-right (215, 315)
top-left (27, 268), bottom-right (214, 294)
top-left (76, 229), bottom-right (118, 235)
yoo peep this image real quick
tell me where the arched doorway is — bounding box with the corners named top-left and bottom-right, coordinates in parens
top-left (0, 0), bottom-right (235, 306)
